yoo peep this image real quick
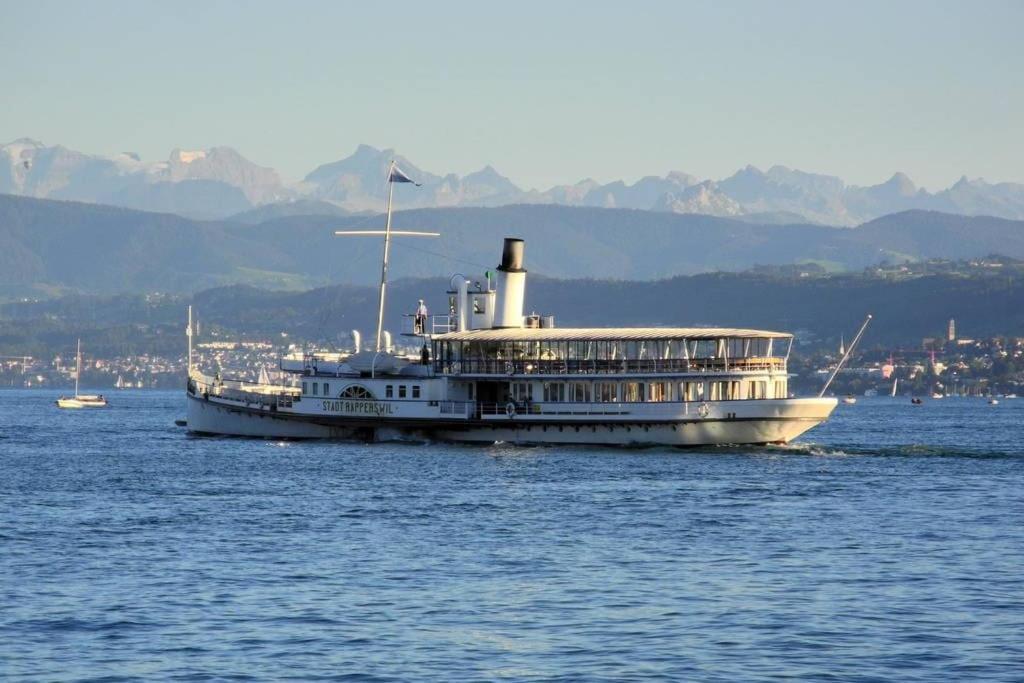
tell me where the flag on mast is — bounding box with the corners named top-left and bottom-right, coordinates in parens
top-left (388, 164), bottom-right (420, 185)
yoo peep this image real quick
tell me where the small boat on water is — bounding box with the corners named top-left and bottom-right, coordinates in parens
top-left (911, 397), bottom-right (923, 405)
top-left (988, 398), bottom-right (1000, 405)
top-left (56, 339), bottom-right (108, 409)
top-left (842, 395), bottom-right (857, 404)
top-left (931, 393), bottom-right (944, 399)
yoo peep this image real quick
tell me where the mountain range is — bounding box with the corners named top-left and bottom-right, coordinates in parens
top-left (3, 193), bottom-right (1024, 297)
top-left (4, 138), bottom-right (1024, 225)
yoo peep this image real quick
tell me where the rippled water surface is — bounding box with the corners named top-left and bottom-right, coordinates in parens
top-left (2, 390), bottom-right (1023, 681)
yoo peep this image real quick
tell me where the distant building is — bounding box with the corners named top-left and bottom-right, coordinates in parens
top-left (948, 318), bottom-right (956, 342)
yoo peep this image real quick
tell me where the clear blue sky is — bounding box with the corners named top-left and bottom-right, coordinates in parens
top-left (3, 0), bottom-right (1021, 190)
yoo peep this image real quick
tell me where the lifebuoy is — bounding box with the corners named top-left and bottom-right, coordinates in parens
top-left (505, 402), bottom-right (517, 418)
top-left (698, 402), bottom-right (711, 418)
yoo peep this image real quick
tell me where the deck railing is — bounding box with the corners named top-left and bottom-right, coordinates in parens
top-left (439, 400), bottom-right (475, 416)
top-left (434, 357), bottom-right (785, 376)
top-left (401, 314), bottom-right (455, 336)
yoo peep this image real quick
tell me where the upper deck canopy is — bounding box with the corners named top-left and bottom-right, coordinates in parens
top-left (433, 327), bottom-right (792, 343)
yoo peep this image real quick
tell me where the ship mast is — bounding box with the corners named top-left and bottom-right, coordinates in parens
top-left (374, 161), bottom-right (397, 353)
top-left (334, 159), bottom-right (437, 354)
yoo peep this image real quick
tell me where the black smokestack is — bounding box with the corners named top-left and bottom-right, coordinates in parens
top-left (498, 238), bottom-right (525, 273)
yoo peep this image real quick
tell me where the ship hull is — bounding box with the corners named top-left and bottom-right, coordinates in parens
top-left (186, 393), bottom-right (836, 446)
top-left (186, 393), bottom-right (357, 439)
top-left (56, 397), bottom-right (108, 409)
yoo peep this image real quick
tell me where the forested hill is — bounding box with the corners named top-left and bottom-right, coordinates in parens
top-left (3, 193), bottom-right (1024, 296)
top-left (3, 264), bottom-right (1022, 357)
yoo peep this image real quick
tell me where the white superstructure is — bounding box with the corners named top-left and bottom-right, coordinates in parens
top-left (185, 234), bottom-right (837, 446)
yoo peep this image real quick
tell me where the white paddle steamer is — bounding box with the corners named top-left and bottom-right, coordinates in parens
top-left (185, 163), bottom-right (837, 445)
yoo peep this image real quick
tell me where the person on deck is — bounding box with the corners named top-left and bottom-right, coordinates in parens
top-left (415, 299), bottom-right (428, 334)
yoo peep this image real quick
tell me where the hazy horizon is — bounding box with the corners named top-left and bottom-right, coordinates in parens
top-left (3, 0), bottom-right (1022, 191)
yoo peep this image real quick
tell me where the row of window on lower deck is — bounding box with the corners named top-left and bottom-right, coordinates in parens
top-left (302, 381), bottom-right (333, 396)
top-left (384, 384), bottom-right (420, 399)
top-left (499, 378), bottom-right (787, 402)
top-left (301, 381), bottom-right (420, 399)
top-left (434, 337), bottom-right (782, 363)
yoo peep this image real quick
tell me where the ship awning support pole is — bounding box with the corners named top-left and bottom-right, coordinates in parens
top-left (374, 162), bottom-right (397, 353)
top-left (819, 314), bottom-right (872, 398)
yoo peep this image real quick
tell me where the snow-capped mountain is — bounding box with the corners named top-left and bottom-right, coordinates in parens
top-left (161, 147), bottom-right (287, 205)
top-left (3, 138), bottom-right (1024, 224)
top-left (0, 139), bottom-right (288, 219)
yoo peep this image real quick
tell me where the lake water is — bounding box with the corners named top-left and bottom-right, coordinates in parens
top-left (2, 390), bottom-right (1022, 681)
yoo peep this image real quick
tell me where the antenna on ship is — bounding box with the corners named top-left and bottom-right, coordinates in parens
top-left (334, 159), bottom-right (438, 353)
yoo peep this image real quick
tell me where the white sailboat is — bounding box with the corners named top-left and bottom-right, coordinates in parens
top-left (56, 339), bottom-right (108, 408)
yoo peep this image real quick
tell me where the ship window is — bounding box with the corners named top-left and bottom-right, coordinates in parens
top-left (473, 296), bottom-right (485, 314)
top-left (543, 382), bottom-right (565, 402)
top-left (468, 383), bottom-right (474, 400)
top-left (386, 385), bottom-right (393, 398)
top-left (399, 385), bottom-right (407, 398)
top-left (302, 381), bottom-right (308, 394)
top-left (511, 382), bottom-right (532, 401)
top-left (570, 382), bottom-right (590, 402)
top-left (596, 382), bottom-right (617, 402)
top-left (750, 381), bottom-right (767, 400)
top-left (624, 382), bottom-right (645, 402)
top-left (649, 381), bottom-right (670, 402)
top-left (774, 380), bottom-right (786, 398)
top-left (729, 381), bottom-right (741, 400)
top-left (313, 382), bottom-right (319, 396)
top-left (683, 381), bottom-right (705, 402)
top-left (412, 386), bottom-right (421, 399)
top-left (323, 383), bottom-right (329, 397)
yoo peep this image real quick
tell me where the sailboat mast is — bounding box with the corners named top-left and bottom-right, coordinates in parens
top-left (187, 305), bottom-right (193, 373)
top-left (374, 161), bottom-right (396, 353)
top-left (75, 338), bottom-right (81, 396)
